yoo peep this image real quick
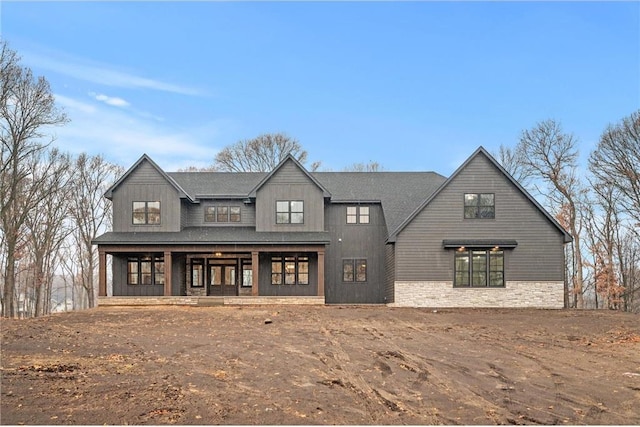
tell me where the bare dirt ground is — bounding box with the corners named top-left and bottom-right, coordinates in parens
top-left (1, 306), bottom-right (639, 425)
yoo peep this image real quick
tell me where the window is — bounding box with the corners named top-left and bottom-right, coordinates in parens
top-left (242, 260), bottom-right (253, 287)
top-left (204, 207), bottom-right (216, 222)
top-left (464, 193), bottom-right (495, 219)
top-left (271, 255), bottom-right (309, 285)
top-left (230, 207), bottom-right (241, 222)
top-left (343, 259), bottom-right (367, 282)
top-left (204, 206), bottom-right (241, 223)
top-left (191, 259), bottom-right (204, 287)
top-left (454, 249), bottom-right (504, 287)
top-left (127, 255), bottom-right (164, 285)
top-left (217, 206), bottom-right (229, 222)
top-left (346, 206), bottom-right (370, 224)
top-left (276, 201), bottom-right (304, 224)
top-left (132, 201), bottom-right (161, 225)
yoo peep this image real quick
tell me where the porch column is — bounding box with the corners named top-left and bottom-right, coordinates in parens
top-left (317, 249), bottom-right (325, 297)
top-left (164, 251), bottom-right (172, 296)
top-left (98, 249), bottom-right (107, 297)
top-left (251, 251), bottom-right (259, 296)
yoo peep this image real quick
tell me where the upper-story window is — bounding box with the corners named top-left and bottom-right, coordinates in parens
top-left (464, 193), bottom-right (495, 219)
top-left (346, 206), bottom-right (370, 224)
top-left (132, 201), bottom-right (161, 225)
top-left (204, 206), bottom-right (241, 223)
top-left (276, 201), bottom-right (304, 224)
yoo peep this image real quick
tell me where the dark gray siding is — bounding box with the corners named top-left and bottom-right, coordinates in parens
top-left (172, 254), bottom-right (185, 296)
top-left (384, 244), bottom-right (395, 303)
top-left (258, 253), bottom-right (318, 296)
top-left (111, 161), bottom-right (182, 232)
top-left (395, 153), bottom-right (566, 282)
top-left (184, 200), bottom-right (256, 227)
top-left (324, 204), bottom-right (387, 304)
top-left (256, 160), bottom-right (325, 232)
top-left (112, 254), bottom-right (164, 296)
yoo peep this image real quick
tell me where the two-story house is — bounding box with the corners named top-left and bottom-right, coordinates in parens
top-left (93, 147), bottom-right (571, 308)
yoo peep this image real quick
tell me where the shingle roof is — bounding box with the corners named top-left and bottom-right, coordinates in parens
top-left (93, 227), bottom-right (331, 245)
top-left (168, 172), bottom-right (264, 198)
top-left (313, 172), bottom-right (447, 236)
top-left (167, 170), bottom-right (447, 236)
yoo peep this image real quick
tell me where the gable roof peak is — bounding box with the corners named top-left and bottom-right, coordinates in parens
top-left (388, 145), bottom-right (572, 243)
top-left (248, 153), bottom-right (331, 198)
top-left (104, 154), bottom-right (194, 202)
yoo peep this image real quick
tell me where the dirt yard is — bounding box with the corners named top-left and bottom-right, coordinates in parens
top-left (1, 306), bottom-right (639, 425)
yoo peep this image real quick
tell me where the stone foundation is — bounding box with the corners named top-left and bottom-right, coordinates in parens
top-left (390, 281), bottom-right (564, 309)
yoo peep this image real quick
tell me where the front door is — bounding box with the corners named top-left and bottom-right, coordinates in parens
top-left (208, 261), bottom-right (237, 296)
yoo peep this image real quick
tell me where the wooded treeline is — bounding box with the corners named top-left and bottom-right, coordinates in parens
top-left (0, 41), bottom-right (122, 317)
top-left (499, 113), bottom-right (640, 312)
top-left (1, 39), bottom-right (638, 317)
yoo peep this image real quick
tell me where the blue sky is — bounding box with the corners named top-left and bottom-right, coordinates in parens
top-left (1, 1), bottom-right (638, 174)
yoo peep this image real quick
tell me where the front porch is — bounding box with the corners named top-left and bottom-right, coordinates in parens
top-left (97, 243), bottom-right (326, 299)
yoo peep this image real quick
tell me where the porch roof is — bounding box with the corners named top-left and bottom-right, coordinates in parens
top-left (93, 227), bottom-right (331, 246)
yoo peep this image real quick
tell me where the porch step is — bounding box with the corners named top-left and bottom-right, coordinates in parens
top-left (196, 297), bottom-right (225, 307)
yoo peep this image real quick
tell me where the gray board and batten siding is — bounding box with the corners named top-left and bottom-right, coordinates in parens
top-left (393, 151), bottom-right (567, 284)
top-left (255, 159), bottom-right (326, 232)
top-left (324, 203), bottom-right (388, 304)
top-left (110, 159), bottom-right (182, 232)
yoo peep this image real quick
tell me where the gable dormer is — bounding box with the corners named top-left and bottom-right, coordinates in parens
top-left (106, 154), bottom-right (191, 232)
top-left (251, 154), bottom-right (331, 232)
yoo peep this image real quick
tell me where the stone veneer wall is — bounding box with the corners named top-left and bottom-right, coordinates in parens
top-left (390, 281), bottom-right (564, 309)
top-left (186, 286), bottom-right (207, 297)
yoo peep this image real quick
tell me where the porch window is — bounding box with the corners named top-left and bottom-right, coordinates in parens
top-left (127, 255), bottom-right (164, 285)
top-left (132, 201), bottom-right (161, 225)
top-left (464, 193), bottom-right (495, 219)
top-left (271, 255), bottom-right (309, 285)
top-left (346, 206), bottom-right (370, 224)
top-left (343, 259), bottom-right (367, 282)
top-left (276, 201), bottom-right (304, 224)
top-left (454, 249), bottom-right (504, 287)
top-left (191, 259), bottom-right (204, 287)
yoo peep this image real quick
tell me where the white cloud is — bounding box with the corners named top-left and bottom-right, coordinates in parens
top-left (92, 93), bottom-right (130, 108)
top-left (51, 93), bottom-right (223, 171)
top-left (22, 47), bottom-right (202, 96)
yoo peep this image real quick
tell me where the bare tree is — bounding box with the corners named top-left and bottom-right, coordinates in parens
top-left (0, 40), bottom-right (68, 317)
top-left (495, 144), bottom-right (533, 187)
top-left (518, 119), bottom-right (586, 308)
top-left (343, 161), bottom-right (385, 172)
top-left (589, 110), bottom-right (640, 233)
top-left (24, 149), bottom-right (72, 316)
top-left (67, 154), bottom-right (120, 308)
top-left (214, 133), bottom-right (317, 172)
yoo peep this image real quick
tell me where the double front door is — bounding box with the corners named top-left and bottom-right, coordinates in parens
top-left (208, 261), bottom-right (237, 296)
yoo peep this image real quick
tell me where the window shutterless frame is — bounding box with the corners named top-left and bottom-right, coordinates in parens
top-left (454, 249), bottom-right (504, 287)
top-left (346, 206), bottom-right (370, 224)
top-left (463, 193), bottom-right (495, 219)
top-left (271, 255), bottom-right (309, 285)
top-left (342, 259), bottom-right (367, 282)
top-left (276, 200), bottom-right (304, 224)
top-left (127, 255), bottom-right (164, 285)
top-left (132, 201), bottom-right (161, 225)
